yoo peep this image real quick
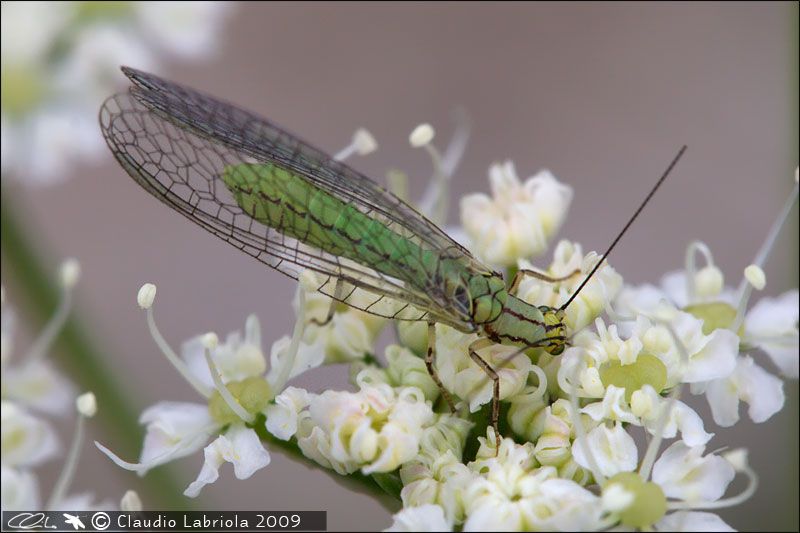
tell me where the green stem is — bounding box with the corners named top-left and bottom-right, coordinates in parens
top-left (1, 191), bottom-right (188, 509)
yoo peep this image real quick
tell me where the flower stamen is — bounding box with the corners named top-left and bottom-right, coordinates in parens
top-left (139, 283), bottom-right (212, 398)
top-left (203, 334), bottom-right (255, 424)
top-left (736, 172), bottom-right (798, 300)
top-left (731, 265), bottom-right (766, 333)
top-left (46, 391), bottom-right (95, 510)
top-left (27, 258), bottom-right (80, 361)
top-left (334, 128), bottom-right (377, 161)
top-left (269, 290), bottom-right (307, 394)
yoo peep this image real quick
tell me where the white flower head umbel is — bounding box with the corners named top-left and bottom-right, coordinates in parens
top-left (78, 114), bottom-right (796, 532)
top-left (615, 174), bottom-right (798, 427)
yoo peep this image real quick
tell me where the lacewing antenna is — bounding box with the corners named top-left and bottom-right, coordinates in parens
top-left (559, 145), bottom-right (688, 311)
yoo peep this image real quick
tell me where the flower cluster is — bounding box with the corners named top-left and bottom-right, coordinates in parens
top-left (96, 122), bottom-right (798, 531)
top-left (1, 1), bottom-right (233, 185)
top-left (1, 260), bottom-right (140, 511)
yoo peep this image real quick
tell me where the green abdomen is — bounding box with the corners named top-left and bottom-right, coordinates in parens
top-left (222, 163), bottom-right (427, 281)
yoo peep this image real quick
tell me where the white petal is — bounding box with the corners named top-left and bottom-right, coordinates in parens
top-left (136, 1), bottom-right (232, 58)
top-left (184, 426), bottom-right (270, 497)
top-left (572, 423), bottom-right (637, 477)
top-left (182, 321), bottom-right (267, 387)
top-left (682, 327), bottom-right (739, 383)
top-left (463, 501), bottom-right (523, 532)
top-left (661, 271), bottom-right (691, 308)
top-left (705, 356), bottom-right (785, 426)
top-left (0, 401), bottom-right (60, 467)
top-left (651, 442), bottom-right (735, 502)
top-left (384, 504), bottom-right (453, 532)
top-left (268, 335), bottom-right (325, 383)
top-left (138, 402), bottom-right (216, 469)
top-left (2, 358), bottom-right (76, 415)
top-left (0, 465), bottom-right (40, 511)
top-left (265, 387), bottom-right (312, 440)
top-left (581, 386), bottom-right (639, 424)
top-left (670, 402), bottom-right (713, 446)
top-left (739, 358), bottom-right (785, 423)
top-left (745, 290), bottom-right (799, 378)
top-left (656, 511), bottom-right (735, 532)
top-left (96, 402), bottom-right (215, 475)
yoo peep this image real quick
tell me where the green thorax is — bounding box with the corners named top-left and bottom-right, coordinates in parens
top-left (480, 294), bottom-right (567, 354)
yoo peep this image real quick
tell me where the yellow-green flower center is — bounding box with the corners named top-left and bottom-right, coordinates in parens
top-left (1, 66), bottom-right (47, 117)
top-left (74, 1), bottom-right (133, 22)
top-left (684, 301), bottom-right (743, 336)
top-left (208, 377), bottom-right (272, 425)
top-left (600, 354), bottom-right (667, 403)
top-left (607, 472), bottom-right (667, 529)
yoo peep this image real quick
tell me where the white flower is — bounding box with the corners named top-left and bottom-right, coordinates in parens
top-left (562, 315), bottom-right (721, 445)
top-left (462, 430), bottom-right (601, 531)
top-left (400, 452), bottom-right (474, 524)
top-left (291, 384), bottom-right (435, 475)
top-left (352, 345), bottom-right (441, 403)
top-left (633, 387), bottom-right (713, 447)
top-left (616, 242), bottom-right (796, 421)
top-left (181, 314), bottom-right (268, 388)
top-left (184, 425), bottom-right (271, 498)
top-left (633, 312), bottom-right (738, 385)
top-left (516, 240), bottom-right (623, 333)
top-left (296, 270), bottom-right (385, 363)
top-left (1, 401), bottom-right (60, 467)
top-left (2, 357), bottom-right (76, 416)
top-left (434, 325), bottom-right (530, 413)
top-left (97, 314), bottom-right (305, 497)
top-left (0, 2), bottom-right (70, 63)
top-left (53, 25), bottom-right (156, 106)
top-left (96, 402), bottom-right (216, 475)
top-left (385, 504), bottom-right (453, 532)
top-left (744, 290), bottom-right (799, 377)
top-left (1, 1), bottom-right (232, 185)
top-left (572, 422), bottom-right (638, 478)
top-left (136, 2), bottom-right (233, 59)
top-left (460, 163), bottom-right (572, 267)
top-left (702, 355), bottom-right (785, 426)
top-left (650, 442), bottom-right (735, 503)
top-left (264, 386), bottom-right (311, 441)
top-left (1, 466), bottom-right (40, 511)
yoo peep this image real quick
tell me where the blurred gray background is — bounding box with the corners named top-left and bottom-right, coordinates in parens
top-left (3, 2), bottom-right (798, 531)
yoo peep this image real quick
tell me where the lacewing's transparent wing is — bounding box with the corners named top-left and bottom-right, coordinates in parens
top-left (100, 67), bottom-right (492, 326)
